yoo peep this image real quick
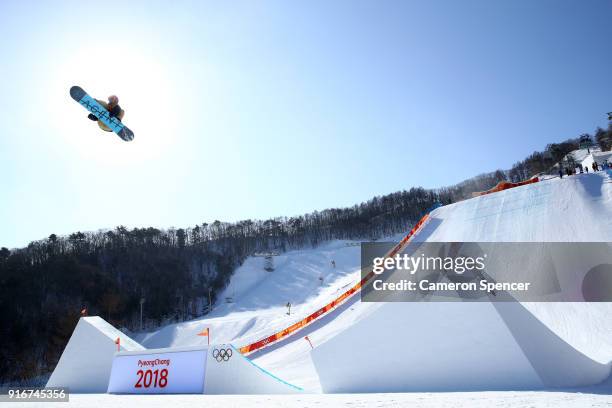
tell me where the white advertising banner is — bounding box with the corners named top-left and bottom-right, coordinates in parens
top-left (107, 348), bottom-right (207, 394)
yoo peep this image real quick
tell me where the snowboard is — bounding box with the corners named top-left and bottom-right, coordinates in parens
top-left (70, 86), bottom-right (134, 141)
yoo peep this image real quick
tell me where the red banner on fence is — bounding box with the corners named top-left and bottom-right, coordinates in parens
top-left (239, 213), bottom-right (431, 355)
top-left (472, 177), bottom-right (539, 197)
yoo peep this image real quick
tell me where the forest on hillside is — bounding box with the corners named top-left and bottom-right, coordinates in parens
top-left (1, 127), bottom-right (611, 384)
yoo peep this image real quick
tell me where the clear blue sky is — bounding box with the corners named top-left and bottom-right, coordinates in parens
top-left (1, 0), bottom-right (611, 248)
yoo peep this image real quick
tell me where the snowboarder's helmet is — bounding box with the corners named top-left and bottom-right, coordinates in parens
top-left (108, 95), bottom-right (119, 105)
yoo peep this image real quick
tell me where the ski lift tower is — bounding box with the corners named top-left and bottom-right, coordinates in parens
top-left (579, 134), bottom-right (593, 153)
top-left (253, 251), bottom-right (280, 272)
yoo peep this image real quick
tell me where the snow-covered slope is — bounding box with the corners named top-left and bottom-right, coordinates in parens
top-left (419, 171), bottom-right (612, 242)
top-left (136, 170), bottom-right (612, 392)
top-left (310, 171), bottom-right (612, 392)
top-left (418, 170), bottom-right (612, 366)
top-left (136, 238), bottom-right (379, 348)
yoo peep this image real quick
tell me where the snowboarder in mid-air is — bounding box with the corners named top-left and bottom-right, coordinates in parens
top-left (87, 95), bottom-right (123, 123)
top-left (70, 85), bottom-right (134, 141)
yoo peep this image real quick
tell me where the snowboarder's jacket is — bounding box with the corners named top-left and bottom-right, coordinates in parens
top-left (108, 104), bottom-right (122, 118)
top-left (100, 101), bottom-right (122, 119)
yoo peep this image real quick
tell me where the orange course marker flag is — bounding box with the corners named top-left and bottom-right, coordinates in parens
top-left (197, 328), bottom-right (210, 345)
top-left (115, 337), bottom-right (120, 352)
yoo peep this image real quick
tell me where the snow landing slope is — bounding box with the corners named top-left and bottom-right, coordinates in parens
top-left (138, 171), bottom-right (612, 392)
top-left (311, 171), bottom-right (612, 392)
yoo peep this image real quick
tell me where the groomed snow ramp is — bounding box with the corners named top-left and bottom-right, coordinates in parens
top-left (46, 316), bottom-right (145, 393)
top-left (312, 173), bottom-right (612, 392)
top-left (311, 301), bottom-right (611, 393)
top-left (204, 344), bottom-right (302, 394)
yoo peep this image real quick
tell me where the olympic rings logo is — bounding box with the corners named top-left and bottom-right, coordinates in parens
top-left (212, 347), bottom-right (233, 362)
